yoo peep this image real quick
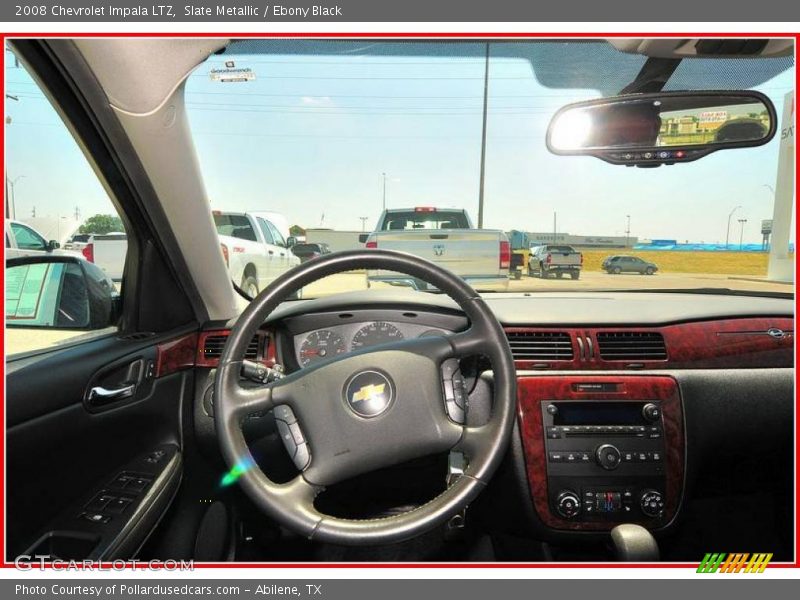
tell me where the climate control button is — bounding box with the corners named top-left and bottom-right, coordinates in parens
top-left (640, 490), bottom-right (665, 517)
top-left (555, 490), bottom-right (581, 519)
top-left (595, 444), bottom-right (621, 470)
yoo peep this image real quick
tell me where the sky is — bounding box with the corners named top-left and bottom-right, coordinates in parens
top-left (4, 41), bottom-right (795, 245)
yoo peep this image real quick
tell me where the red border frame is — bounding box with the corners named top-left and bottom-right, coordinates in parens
top-left (0, 31), bottom-right (796, 570)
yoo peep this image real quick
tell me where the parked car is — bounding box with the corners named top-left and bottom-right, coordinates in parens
top-left (528, 244), bottom-right (583, 279)
top-left (361, 207), bottom-right (510, 291)
top-left (5, 219), bottom-right (80, 260)
top-left (213, 211), bottom-right (301, 297)
top-left (291, 242), bottom-right (331, 263)
top-left (603, 255), bottom-right (658, 275)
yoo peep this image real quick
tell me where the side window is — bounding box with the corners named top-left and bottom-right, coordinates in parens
top-left (10, 223), bottom-right (47, 250)
top-left (5, 51), bottom-right (126, 357)
top-left (256, 218), bottom-right (276, 245)
top-left (266, 220), bottom-right (285, 247)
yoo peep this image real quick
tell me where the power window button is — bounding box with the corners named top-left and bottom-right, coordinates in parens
top-left (105, 497), bottom-right (133, 514)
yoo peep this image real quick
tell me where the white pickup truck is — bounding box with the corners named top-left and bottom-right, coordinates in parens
top-left (78, 232), bottom-right (128, 281)
top-left (361, 207), bottom-right (510, 291)
top-left (213, 211), bottom-right (301, 297)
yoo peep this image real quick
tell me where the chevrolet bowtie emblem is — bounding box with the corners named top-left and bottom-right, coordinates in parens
top-left (344, 371), bottom-right (394, 418)
top-left (351, 383), bottom-right (386, 403)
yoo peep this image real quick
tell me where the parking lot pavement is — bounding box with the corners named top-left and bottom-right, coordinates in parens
top-left (301, 270), bottom-right (793, 297)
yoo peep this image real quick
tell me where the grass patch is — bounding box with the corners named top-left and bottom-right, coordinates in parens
top-left (579, 249), bottom-right (778, 276)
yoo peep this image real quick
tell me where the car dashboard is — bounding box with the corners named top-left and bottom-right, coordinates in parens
top-left (180, 290), bottom-right (793, 558)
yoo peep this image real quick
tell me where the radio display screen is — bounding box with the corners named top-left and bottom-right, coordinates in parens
top-left (552, 402), bottom-right (644, 425)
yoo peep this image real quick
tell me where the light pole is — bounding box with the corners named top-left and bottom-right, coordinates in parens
top-left (477, 42), bottom-right (490, 229)
top-left (738, 218), bottom-right (747, 250)
top-left (359, 216), bottom-right (368, 232)
top-left (625, 214), bottom-right (631, 248)
top-left (7, 175), bottom-right (25, 220)
top-left (725, 205), bottom-right (742, 249)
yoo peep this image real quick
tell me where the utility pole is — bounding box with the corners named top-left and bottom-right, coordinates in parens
top-left (31, 206), bottom-right (35, 218)
top-left (359, 216), bottom-right (368, 232)
top-left (382, 172), bottom-right (387, 212)
top-left (477, 42), bottom-right (490, 229)
top-left (74, 205), bottom-right (81, 221)
top-left (738, 218), bottom-right (747, 250)
top-left (7, 175), bottom-right (25, 220)
top-left (625, 214), bottom-right (631, 248)
top-left (553, 211), bottom-right (557, 242)
top-left (726, 205), bottom-right (742, 248)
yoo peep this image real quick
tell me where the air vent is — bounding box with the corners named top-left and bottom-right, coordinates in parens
top-left (506, 331), bottom-right (574, 361)
top-left (596, 332), bottom-right (667, 361)
top-left (203, 333), bottom-right (261, 361)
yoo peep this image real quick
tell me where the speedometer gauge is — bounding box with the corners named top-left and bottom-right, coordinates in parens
top-left (351, 322), bottom-right (404, 349)
top-left (299, 330), bottom-right (346, 366)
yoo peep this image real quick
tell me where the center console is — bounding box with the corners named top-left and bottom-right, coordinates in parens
top-left (517, 376), bottom-right (684, 531)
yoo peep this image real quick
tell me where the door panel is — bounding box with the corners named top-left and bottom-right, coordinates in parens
top-left (5, 331), bottom-right (193, 561)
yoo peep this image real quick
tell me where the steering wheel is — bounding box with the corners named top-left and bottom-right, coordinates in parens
top-left (215, 249), bottom-right (516, 546)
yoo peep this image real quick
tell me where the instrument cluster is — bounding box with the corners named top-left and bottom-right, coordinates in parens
top-left (294, 320), bottom-right (450, 367)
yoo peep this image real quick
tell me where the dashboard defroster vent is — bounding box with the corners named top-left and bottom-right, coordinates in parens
top-left (596, 331), bottom-right (667, 361)
top-left (506, 331), bottom-right (574, 361)
top-left (202, 333), bottom-right (261, 361)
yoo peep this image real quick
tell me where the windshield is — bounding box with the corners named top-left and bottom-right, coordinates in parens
top-left (180, 40), bottom-right (794, 299)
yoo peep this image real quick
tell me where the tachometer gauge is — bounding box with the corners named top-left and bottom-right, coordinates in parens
top-left (298, 330), bottom-right (346, 366)
top-left (351, 321), bottom-right (405, 349)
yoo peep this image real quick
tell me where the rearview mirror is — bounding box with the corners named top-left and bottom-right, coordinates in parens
top-left (6, 255), bottom-right (120, 330)
top-left (547, 91), bottom-right (776, 166)
top-left (46, 240), bottom-right (60, 252)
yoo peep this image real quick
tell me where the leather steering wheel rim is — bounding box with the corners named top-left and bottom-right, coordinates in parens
top-left (215, 249), bottom-right (516, 546)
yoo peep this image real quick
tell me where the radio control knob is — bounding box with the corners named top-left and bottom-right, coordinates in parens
top-left (642, 403), bottom-right (661, 422)
top-left (640, 490), bottom-right (665, 517)
top-left (595, 444), bottom-right (621, 470)
top-left (555, 490), bottom-right (581, 519)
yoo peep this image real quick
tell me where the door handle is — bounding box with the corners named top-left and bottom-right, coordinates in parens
top-left (88, 383), bottom-right (136, 404)
top-left (268, 250), bottom-right (274, 255)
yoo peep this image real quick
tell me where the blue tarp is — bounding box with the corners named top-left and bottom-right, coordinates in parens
top-left (633, 243), bottom-right (794, 253)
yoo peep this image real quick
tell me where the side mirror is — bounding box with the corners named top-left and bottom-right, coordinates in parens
top-left (286, 236), bottom-right (297, 248)
top-left (358, 233), bottom-right (369, 244)
top-left (6, 255), bottom-right (119, 330)
top-left (46, 240), bottom-right (61, 252)
top-left (547, 90), bottom-right (776, 167)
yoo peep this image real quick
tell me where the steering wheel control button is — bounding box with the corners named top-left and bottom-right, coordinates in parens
top-left (595, 444), bottom-right (621, 470)
top-left (292, 443), bottom-right (311, 471)
top-left (441, 359), bottom-right (466, 424)
top-left (273, 404), bottom-right (296, 424)
top-left (642, 403), bottom-right (661, 422)
top-left (555, 490), bottom-right (581, 519)
top-left (344, 370), bottom-right (394, 418)
top-left (273, 404), bottom-right (310, 470)
top-left (640, 490), bottom-right (665, 517)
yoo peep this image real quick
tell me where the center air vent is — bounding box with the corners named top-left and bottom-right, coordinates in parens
top-left (596, 331), bottom-right (667, 361)
top-left (506, 331), bottom-right (574, 361)
top-left (202, 333), bottom-right (261, 361)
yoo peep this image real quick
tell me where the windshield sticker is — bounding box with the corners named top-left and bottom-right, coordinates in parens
top-left (209, 61), bottom-right (256, 83)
